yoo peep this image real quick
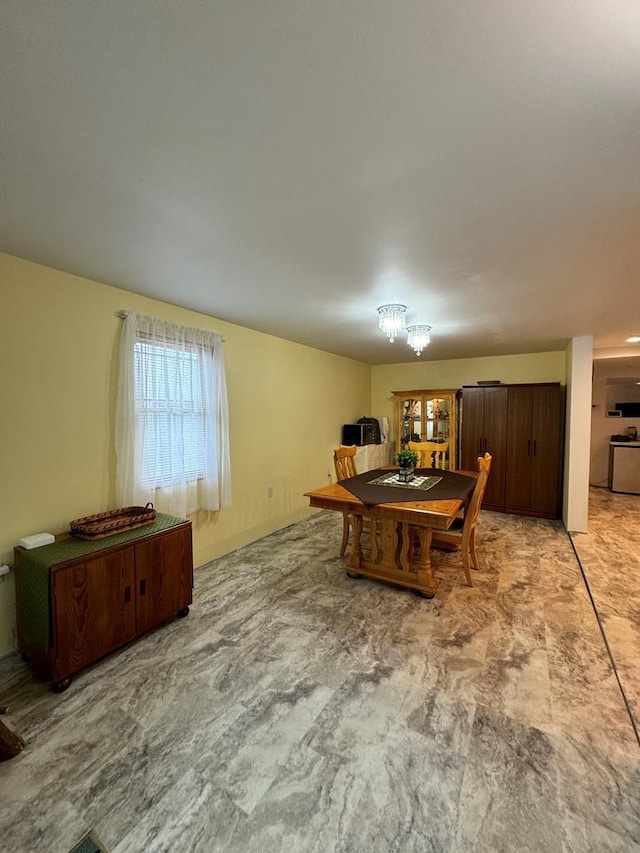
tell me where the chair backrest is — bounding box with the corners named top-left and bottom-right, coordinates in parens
top-left (463, 469), bottom-right (489, 533)
top-left (463, 453), bottom-right (493, 533)
top-left (408, 440), bottom-right (449, 469)
top-left (334, 445), bottom-right (358, 480)
top-left (478, 451), bottom-right (492, 474)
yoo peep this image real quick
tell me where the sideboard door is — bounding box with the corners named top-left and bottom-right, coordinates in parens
top-left (51, 549), bottom-right (136, 680)
top-left (134, 526), bottom-right (193, 634)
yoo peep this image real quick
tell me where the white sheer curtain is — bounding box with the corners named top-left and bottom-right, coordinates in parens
top-left (116, 312), bottom-right (231, 517)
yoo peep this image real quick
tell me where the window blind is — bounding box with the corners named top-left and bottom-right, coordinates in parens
top-left (134, 338), bottom-right (207, 488)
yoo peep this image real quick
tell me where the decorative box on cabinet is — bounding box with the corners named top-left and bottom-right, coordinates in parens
top-left (460, 383), bottom-right (565, 519)
top-left (14, 514), bottom-right (193, 691)
top-left (393, 389), bottom-right (459, 469)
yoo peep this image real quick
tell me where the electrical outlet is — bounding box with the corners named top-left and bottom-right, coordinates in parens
top-left (267, 486), bottom-right (273, 498)
top-left (327, 471), bottom-right (332, 483)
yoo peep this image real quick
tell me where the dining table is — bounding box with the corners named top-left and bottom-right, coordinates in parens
top-left (305, 467), bottom-right (477, 597)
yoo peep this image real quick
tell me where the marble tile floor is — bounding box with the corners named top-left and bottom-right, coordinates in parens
top-left (0, 505), bottom-right (639, 853)
top-left (570, 486), bottom-right (640, 740)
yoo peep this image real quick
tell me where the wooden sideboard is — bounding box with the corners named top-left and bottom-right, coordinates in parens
top-left (14, 514), bottom-right (193, 691)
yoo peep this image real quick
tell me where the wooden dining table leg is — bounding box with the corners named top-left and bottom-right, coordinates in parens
top-left (399, 521), bottom-right (412, 572)
top-left (415, 526), bottom-right (438, 597)
top-left (347, 513), bottom-right (363, 578)
top-left (369, 518), bottom-right (380, 564)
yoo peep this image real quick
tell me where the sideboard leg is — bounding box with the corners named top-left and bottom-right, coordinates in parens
top-left (177, 606), bottom-right (190, 618)
top-left (52, 677), bottom-right (71, 693)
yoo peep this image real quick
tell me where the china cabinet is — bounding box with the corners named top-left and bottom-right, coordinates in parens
top-left (393, 389), bottom-right (458, 469)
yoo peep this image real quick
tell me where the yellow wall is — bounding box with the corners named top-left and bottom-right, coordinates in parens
top-left (371, 351), bottom-right (566, 446)
top-left (0, 253), bottom-right (370, 655)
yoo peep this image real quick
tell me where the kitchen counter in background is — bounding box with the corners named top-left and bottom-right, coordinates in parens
top-left (609, 441), bottom-right (640, 494)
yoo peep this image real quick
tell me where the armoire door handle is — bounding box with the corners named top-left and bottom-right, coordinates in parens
top-left (533, 440), bottom-right (537, 457)
top-left (140, 578), bottom-right (146, 596)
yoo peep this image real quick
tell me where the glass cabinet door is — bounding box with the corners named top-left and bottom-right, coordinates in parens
top-left (400, 398), bottom-right (422, 445)
top-left (425, 397), bottom-right (450, 443)
top-left (393, 389), bottom-right (459, 468)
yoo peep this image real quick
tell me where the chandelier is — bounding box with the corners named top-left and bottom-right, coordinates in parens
top-left (406, 324), bottom-right (432, 356)
top-left (377, 304), bottom-right (407, 342)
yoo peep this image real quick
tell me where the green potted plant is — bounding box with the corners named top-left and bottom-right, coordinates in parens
top-left (396, 449), bottom-right (419, 482)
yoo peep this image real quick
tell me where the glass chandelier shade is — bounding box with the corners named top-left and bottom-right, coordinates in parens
top-left (406, 324), bottom-right (432, 356)
top-left (377, 304), bottom-right (407, 342)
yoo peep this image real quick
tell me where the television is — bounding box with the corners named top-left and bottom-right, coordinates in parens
top-left (342, 423), bottom-right (377, 446)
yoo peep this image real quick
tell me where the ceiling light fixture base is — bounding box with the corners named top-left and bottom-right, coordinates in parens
top-left (406, 324), bottom-right (432, 356)
top-left (377, 304), bottom-right (407, 342)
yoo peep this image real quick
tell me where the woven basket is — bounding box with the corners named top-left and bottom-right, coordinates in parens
top-left (70, 503), bottom-right (156, 540)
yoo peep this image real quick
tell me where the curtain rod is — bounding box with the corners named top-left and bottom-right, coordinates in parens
top-left (116, 311), bottom-right (225, 341)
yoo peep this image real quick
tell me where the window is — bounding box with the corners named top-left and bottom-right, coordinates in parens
top-left (135, 336), bottom-right (207, 488)
top-left (116, 313), bottom-right (231, 516)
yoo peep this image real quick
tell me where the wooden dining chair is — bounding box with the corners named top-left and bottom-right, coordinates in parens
top-left (430, 452), bottom-right (493, 586)
top-left (333, 446), bottom-right (359, 557)
top-left (334, 445), bottom-right (358, 481)
top-left (477, 451), bottom-right (492, 475)
top-left (408, 440), bottom-right (449, 469)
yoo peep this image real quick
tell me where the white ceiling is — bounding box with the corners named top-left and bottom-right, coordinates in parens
top-left (1, 1), bottom-right (639, 364)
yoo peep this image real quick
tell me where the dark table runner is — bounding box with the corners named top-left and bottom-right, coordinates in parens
top-left (340, 468), bottom-right (476, 507)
